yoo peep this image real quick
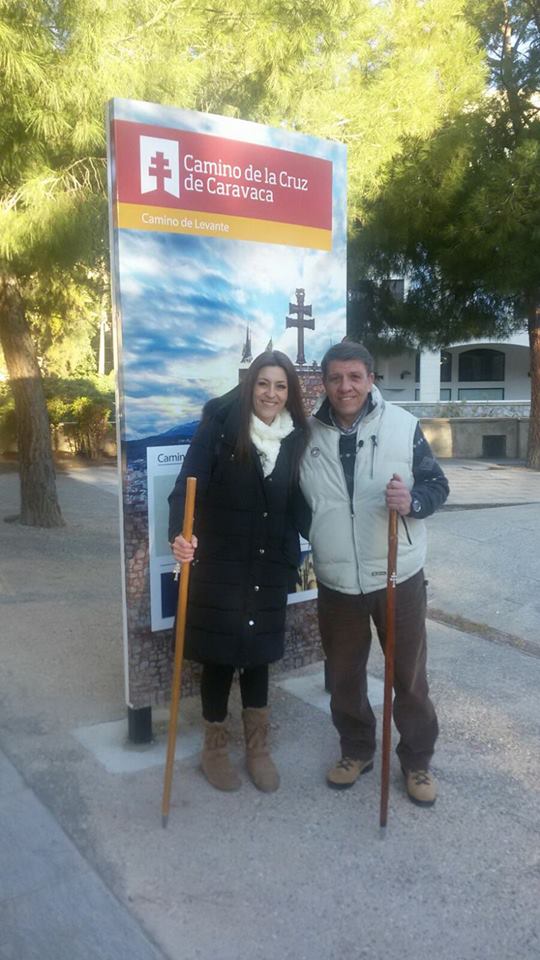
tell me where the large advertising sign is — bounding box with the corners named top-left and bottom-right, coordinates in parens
top-left (107, 98), bottom-right (346, 708)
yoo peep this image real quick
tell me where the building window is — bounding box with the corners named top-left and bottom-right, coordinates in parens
top-left (458, 388), bottom-right (505, 400)
top-left (458, 348), bottom-right (505, 382)
top-left (415, 349), bottom-right (451, 382)
top-left (440, 350), bottom-right (452, 382)
top-left (440, 388), bottom-right (451, 400)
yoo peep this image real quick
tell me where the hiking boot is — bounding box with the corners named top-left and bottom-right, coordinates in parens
top-left (242, 707), bottom-right (280, 792)
top-left (326, 756), bottom-right (373, 790)
top-left (201, 720), bottom-right (242, 791)
top-left (403, 768), bottom-right (437, 806)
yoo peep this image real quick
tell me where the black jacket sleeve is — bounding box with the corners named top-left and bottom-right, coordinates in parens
top-left (407, 424), bottom-right (449, 519)
top-left (167, 415), bottom-right (219, 542)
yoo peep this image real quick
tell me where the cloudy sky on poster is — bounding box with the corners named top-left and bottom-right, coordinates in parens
top-left (112, 100), bottom-right (347, 440)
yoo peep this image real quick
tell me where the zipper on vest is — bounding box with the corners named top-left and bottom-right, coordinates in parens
top-left (401, 516), bottom-right (413, 545)
top-left (370, 435), bottom-right (377, 478)
top-left (349, 438), bottom-right (364, 514)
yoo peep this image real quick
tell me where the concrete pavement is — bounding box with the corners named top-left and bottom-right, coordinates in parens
top-left (0, 457), bottom-right (539, 960)
top-left (429, 458), bottom-right (540, 658)
top-left (0, 753), bottom-right (165, 960)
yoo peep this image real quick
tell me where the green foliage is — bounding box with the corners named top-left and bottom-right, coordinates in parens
top-left (0, 371), bottom-right (115, 454)
top-left (0, 377), bottom-right (10, 404)
top-left (65, 395), bottom-right (111, 458)
top-left (287, 0), bottom-right (486, 218)
top-left (0, 0), bottom-right (487, 395)
top-left (46, 396), bottom-right (71, 425)
top-left (350, 0), bottom-right (540, 349)
top-left (0, 399), bottom-right (16, 450)
top-left (46, 396), bottom-right (70, 450)
top-left (0, 0), bottom-right (486, 271)
top-left (42, 372), bottom-right (115, 410)
top-left (24, 262), bottom-right (109, 377)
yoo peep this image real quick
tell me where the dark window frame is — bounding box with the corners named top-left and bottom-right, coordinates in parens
top-left (440, 350), bottom-right (452, 383)
top-left (458, 348), bottom-right (505, 382)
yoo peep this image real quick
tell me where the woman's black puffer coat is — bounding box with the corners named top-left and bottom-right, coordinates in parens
top-left (168, 391), bottom-right (305, 667)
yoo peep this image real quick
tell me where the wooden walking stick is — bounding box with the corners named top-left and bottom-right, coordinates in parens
top-left (380, 508), bottom-right (398, 832)
top-left (161, 476), bottom-right (197, 828)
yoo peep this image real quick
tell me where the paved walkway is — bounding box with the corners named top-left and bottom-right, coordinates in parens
top-left (1, 754), bottom-right (164, 960)
top-left (428, 459), bottom-right (540, 657)
top-left (441, 457), bottom-right (540, 507)
top-left (0, 458), bottom-right (539, 960)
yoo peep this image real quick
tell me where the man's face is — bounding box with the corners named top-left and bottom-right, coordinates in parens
top-left (323, 359), bottom-right (375, 427)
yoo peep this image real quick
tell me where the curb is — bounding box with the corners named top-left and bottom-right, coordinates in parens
top-left (427, 607), bottom-right (540, 659)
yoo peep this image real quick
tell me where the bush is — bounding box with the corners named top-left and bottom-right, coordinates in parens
top-left (0, 373), bottom-right (115, 458)
top-left (47, 397), bottom-right (71, 424)
top-left (0, 403), bottom-right (17, 452)
top-left (43, 373), bottom-right (115, 412)
top-left (47, 397), bottom-right (71, 450)
top-left (66, 396), bottom-right (111, 459)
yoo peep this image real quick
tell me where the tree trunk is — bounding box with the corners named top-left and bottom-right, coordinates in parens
top-left (0, 273), bottom-right (64, 526)
top-left (527, 299), bottom-right (540, 470)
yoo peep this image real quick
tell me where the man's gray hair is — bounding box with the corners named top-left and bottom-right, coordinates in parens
top-left (321, 341), bottom-right (375, 378)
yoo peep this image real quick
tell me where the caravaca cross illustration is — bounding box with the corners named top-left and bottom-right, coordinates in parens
top-left (286, 288), bottom-right (315, 365)
top-left (148, 151), bottom-right (172, 191)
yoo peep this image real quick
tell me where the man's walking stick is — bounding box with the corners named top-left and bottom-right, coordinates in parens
top-left (161, 476), bottom-right (197, 828)
top-left (380, 508), bottom-right (398, 832)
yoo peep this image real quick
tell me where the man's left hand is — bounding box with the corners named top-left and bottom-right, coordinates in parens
top-left (385, 473), bottom-right (412, 516)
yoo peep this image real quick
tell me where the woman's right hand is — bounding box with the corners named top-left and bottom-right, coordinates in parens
top-left (171, 534), bottom-right (198, 563)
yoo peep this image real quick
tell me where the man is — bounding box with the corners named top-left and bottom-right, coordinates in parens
top-left (300, 342), bottom-right (449, 806)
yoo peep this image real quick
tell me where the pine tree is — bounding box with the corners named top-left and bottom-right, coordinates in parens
top-left (351, 0), bottom-right (540, 467)
top-left (0, 0), bottom-right (485, 523)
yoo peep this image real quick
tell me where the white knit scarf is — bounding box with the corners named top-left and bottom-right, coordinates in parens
top-left (250, 409), bottom-right (294, 477)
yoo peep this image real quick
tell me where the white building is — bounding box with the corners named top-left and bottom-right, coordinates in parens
top-left (373, 330), bottom-right (530, 404)
top-left (369, 329), bottom-right (531, 459)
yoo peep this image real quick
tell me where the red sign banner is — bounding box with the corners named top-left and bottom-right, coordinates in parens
top-left (112, 120), bottom-right (333, 231)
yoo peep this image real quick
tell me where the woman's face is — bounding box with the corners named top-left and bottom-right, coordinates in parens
top-left (252, 365), bottom-right (289, 424)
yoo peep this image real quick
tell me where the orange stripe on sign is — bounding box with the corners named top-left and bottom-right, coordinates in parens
top-left (116, 203), bottom-right (332, 251)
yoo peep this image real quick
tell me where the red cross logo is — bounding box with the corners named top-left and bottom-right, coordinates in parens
top-left (147, 152), bottom-right (172, 192)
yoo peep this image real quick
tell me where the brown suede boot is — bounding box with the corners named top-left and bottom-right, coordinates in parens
top-left (201, 720), bottom-right (241, 791)
top-left (242, 707), bottom-right (280, 792)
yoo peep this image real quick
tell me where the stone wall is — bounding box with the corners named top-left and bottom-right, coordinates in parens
top-left (393, 400), bottom-right (530, 460)
top-left (417, 417), bottom-right (529, 460)
top-left (398, 400), bottom-right (530, 419)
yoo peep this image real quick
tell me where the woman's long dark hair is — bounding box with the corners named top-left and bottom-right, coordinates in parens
top-left (235, 351), bottom-right (308, 482)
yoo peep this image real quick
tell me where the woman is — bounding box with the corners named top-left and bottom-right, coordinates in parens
top-left (168, 351), bottom-right (308, 793)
